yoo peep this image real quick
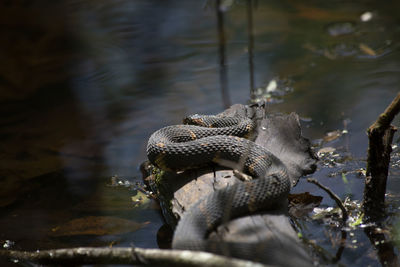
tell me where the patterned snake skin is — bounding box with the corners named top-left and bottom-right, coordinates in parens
top-left (146, 114), bottom-right (291, 253)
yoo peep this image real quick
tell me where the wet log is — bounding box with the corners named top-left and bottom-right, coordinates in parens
top-left (143, 103), bottom-right (317, 266)
top-left (363, 92), bottom-right (400, 221)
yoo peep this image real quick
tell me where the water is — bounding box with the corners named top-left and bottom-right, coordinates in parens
top-left (0, 0), bottom-right (399, 266)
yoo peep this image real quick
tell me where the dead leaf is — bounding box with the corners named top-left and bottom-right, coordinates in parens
top-left (323, 130), bottom-right (342, 142)
top-left (318, 147), bottom-right (336, 155)
top-left (131, 191), bottom-right (151, 208)
top-left (312, 207), bottom-right (340, 220)
top-left (289, 192), bottom-right (323, 218)
top-left (50, 216), bottom-right (149, 237)
top-left (359, 43), bottom-right (377, 56)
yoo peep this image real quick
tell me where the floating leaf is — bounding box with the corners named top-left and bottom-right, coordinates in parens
top-left (131, 191), bottom-right (151, 208)
top-left (323, 130), bottom-right (342, 142)
top-left (311, 207), bottom-right (340, 220)
top-left (50, 216), bottom-right (149, 237)
top-left (317, 147), bottom-right (336, 156)
top-left (359, 43), bottom-right (376, 56)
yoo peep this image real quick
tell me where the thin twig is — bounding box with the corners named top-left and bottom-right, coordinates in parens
top-left (368, 92), bottom-right (400, 132)
top-left (307, 178), bottom-right (348, 222)
top-left (0, 247), bottom-right (270, 267)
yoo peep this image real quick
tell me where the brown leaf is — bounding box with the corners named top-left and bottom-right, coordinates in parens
top-left (323, 130), bottom-right (342, 142)
top-left (288, 192), bottom-right (323, 218)
top-left (359, 43), bottom-right (377, 56)
top-left (318, 147), bottom-right (336, 154)
top-left (50, 216), bottom-right (149, 237)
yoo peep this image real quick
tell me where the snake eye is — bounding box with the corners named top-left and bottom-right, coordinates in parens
top-left (183, 114), bottom-right (201, 124)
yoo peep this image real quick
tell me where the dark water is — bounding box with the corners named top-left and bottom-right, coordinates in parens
top-left (0, 0), bottom-right (399, 266)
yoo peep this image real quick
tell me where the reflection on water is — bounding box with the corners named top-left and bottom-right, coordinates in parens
top-left (0, 0), bottom-right (399, 266)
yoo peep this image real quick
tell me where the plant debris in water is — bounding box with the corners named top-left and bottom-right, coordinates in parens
top-left (304, 12), bottom-right (395, 60)
top-left (2, 240), bottom-right (15, 249)
top-left (109, 174), bottom-right (156, 207)
top-left (250, 77), bottom-right (293, 104)
top-left (311, 198), bottom-right (363, 228)
top-left (289, 192), bottom-right (323, 218)
top-left (297, 122), bottom-right (400, 265)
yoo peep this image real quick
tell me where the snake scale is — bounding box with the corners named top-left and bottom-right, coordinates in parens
top-left (146, 114), bottom-right (291, 253)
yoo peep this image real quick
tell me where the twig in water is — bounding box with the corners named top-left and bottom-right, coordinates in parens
top-left (307, 178), bottom-right (348, 222)
top-left (306, 179), bottom-right (349, 262)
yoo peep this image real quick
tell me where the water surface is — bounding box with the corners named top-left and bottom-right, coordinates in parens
top-left (0, 1), bottom-right (399, 266)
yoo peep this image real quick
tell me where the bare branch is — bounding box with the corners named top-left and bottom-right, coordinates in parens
top-left (0, 247), bottom-right (271, 267)
top-left (307, 178), bottom-right (348, 222)
top-left (368, 92), bottom-right (400, 132)
top-left (364, 92), bottom-right (400, 221)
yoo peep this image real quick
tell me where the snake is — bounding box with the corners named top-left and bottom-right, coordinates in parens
top-left (146, 114), bottom-right (291, 254)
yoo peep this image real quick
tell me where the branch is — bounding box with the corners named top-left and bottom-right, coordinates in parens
top-left (368, 92), bottom-right (400, 132)
top-left (363, 92), bottom-right (400, 221)
top-left (306, 178), bottom-right (349, 263)
top-left (307, 178), bottom-right (348, 222)
top-left (0, 247), bottom-right (270, 267)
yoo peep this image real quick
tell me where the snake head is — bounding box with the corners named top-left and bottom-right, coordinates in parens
top-left (183, 114), bottom-right (207, 126)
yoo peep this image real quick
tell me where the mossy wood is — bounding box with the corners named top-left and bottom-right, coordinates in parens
top-left (142, 103), bottom-right (317, 266)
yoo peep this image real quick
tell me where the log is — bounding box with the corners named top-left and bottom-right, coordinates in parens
top-left (143, 103), bottom-right (317, 266)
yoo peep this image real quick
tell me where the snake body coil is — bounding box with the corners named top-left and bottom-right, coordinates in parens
top-left (146, 114), bottom-right (291, 252)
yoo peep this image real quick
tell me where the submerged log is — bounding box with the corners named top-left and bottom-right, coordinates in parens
top-left (142, 103), bottom-right (317, 266)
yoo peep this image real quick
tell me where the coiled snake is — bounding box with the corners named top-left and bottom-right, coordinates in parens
top-left (147, 114), bottom-right (291, 253)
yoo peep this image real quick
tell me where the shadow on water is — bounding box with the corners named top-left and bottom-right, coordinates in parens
top-left (0, 0), bottom-right (399, 266)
